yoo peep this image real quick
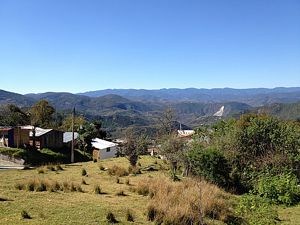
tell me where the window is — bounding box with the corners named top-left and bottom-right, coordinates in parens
top-left (106, 147), bottom-right (110, 152)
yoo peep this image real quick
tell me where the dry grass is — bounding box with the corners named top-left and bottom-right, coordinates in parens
top-left (134, 177), bottom-right (233, 224)
top-left (0, 156), bottom-right (233, 224)
top-left (15, 178), bottom-right (84, 193)
top-left (107, 165), bottom-right (129, 177)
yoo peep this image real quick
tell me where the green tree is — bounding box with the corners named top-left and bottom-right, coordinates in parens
top-left (160, 134), bottom-right (186, 180)
top-left (187, 146), bottom-right (231, 188)
top-left (30, 100), bottom-right (55, 127)
top-left (0, 104), bottom-right (29, 126)
top-left (122, 128), bottom-right (149, 167)
top-left (78, 121), bottom-right (107, 153)
top-left (60, 114), bottom-right (86, 131)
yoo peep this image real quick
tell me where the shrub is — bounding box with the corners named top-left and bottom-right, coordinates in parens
top-left (236, 194), bottom-right (278, 225)
top-left (187, 147), bottom-right (231, 188)
top-left (21, 210), bottom-right (31, 219)
top-left (94, 185), bottom-right (102, 194)
top-left (126, 209), bottom-right (134, 222)
top-left (107, 165), bottom-right (129, 177)
top-left (254, 172), bottom-right (300, 206)
top-left (81, 168), bottom-right (87, 176)
top-left (106, 211), bottom-right (118, 223)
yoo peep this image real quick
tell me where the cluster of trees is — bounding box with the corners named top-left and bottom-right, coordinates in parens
top-left (159, 113), bottom-right (300, 205)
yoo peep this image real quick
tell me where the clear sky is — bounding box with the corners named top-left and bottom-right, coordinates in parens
top-left (0, 0), bottom-right (299, 94)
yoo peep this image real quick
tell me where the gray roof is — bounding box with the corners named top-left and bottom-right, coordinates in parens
top-left (29, 127), bottom-right (52, 137)
top-left (63, 132), bottom-right (79, 143)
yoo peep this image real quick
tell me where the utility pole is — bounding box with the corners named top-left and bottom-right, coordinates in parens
top-left (71, 107), bottom-right (75, 163)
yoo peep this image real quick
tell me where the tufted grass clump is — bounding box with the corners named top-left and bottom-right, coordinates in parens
top-left (81, 168), bottom-right (87, 176)
top-left (21, 210), bottom-right (31, 219)
top-left (126, 209), bottom-right (134, 222)
top-left (94, 185), bottom-right (102, 194)
top-left (106, 211), bottom-right (118, 223)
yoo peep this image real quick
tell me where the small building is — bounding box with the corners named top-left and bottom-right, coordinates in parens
top-left (63, 132), bottom-right (79, 149)
top-left (92, 138), bottom-right (118, 161)
top-left (0, 127), bottom-right (30, 148)
top-left (177, 130), bottom-right (195, 139)
top-left (26, 126), bottom-right (64, 150)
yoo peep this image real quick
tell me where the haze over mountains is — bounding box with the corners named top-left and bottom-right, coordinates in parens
top-left (1, 87), bottom-right (300, 134)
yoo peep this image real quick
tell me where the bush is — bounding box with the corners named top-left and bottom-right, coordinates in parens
top-left (107, 165), bottom-right (129, 177)
top-left (21, 210), bottom-right (31, 219)
top-left (81, 168), bottom-right (87, 176)
top-left (106, 212), bottom-right (118, 223)
top-left (236, 194), bottom-right (278, 225)
top-left (254, 172), bottom-right (300, 206)
top-left (188, 147), bottom-right (231, 188)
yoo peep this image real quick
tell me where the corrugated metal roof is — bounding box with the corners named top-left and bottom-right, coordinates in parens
top-left (63, 132), bottom-right (79, 143)
top-left (92, 138), bottom-right (117, 150)
top-left (29, 127), bottom-right (52, 137)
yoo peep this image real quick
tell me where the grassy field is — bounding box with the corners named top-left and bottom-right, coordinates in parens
top-left (1, 156), bottom-right (300, 225)
top-left (278, 205), bottom-right (300, 225)
top-left (0, 156), bottom-right (165, 225)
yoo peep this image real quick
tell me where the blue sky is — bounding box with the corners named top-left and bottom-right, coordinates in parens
top-left (0, 0), bottom-right (299, 94)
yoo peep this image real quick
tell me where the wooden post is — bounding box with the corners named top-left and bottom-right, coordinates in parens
top-left (71, 107), bottom-right (75, 163)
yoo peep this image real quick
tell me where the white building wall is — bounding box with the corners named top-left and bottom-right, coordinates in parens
top-left (99, 146), bottom-right (117, 160)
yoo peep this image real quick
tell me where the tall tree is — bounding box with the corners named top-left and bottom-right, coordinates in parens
top-left (0, 104), bottom-right (29, 126)
top-left (30, 100), bottom-right (55, 127)
top-left (123, 128), bottom-right (149, 167)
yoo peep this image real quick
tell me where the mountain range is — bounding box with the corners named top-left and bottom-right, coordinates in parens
top-left (1, 88), bottom-right (300, 135)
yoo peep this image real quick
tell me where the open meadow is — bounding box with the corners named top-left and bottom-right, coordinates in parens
top-left (1, 156), bottom-right (300, 225)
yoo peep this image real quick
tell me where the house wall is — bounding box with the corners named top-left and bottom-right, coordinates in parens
top-left (99, 146), bottom-right (117, 160)
top-left (12, 128), bottom-right (30, 148)
top-left (92, 146), bottom-right (117, 160)
top-left (40, 130), bottom-right (63, 149)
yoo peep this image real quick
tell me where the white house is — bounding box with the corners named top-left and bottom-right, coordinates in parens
top-left (92, 138), bottom-right (118, 160)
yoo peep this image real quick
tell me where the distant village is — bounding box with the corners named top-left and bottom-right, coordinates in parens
top-left (0, 125), bottom-right (195, 164)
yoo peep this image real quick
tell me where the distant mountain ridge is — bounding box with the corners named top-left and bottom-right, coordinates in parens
top-left (78, 87), bottom-right (300, 106)
top-left (1, 88), bottom-right (300, 135)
